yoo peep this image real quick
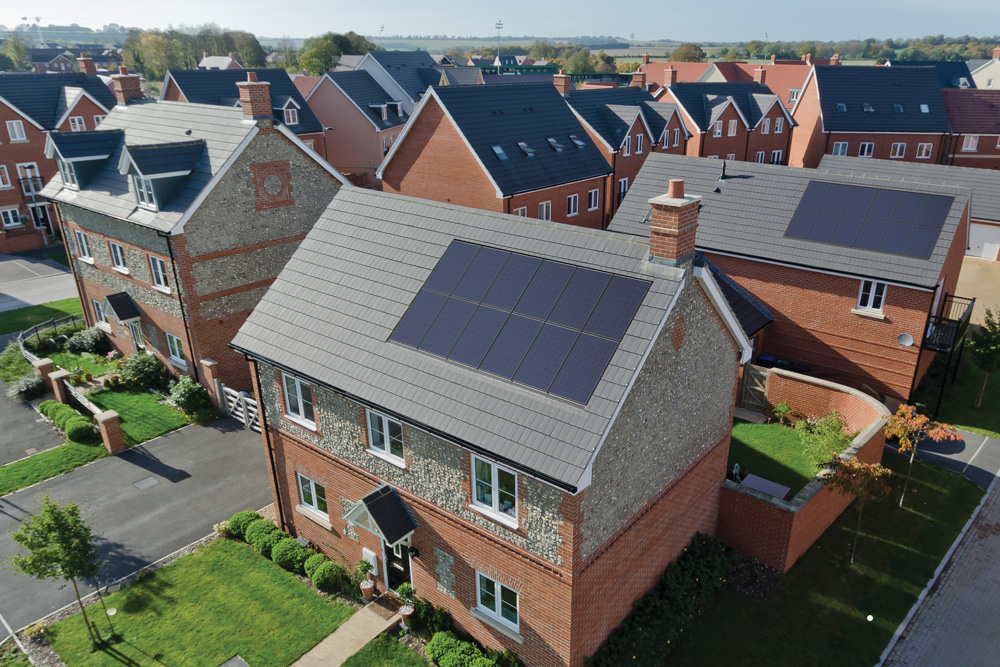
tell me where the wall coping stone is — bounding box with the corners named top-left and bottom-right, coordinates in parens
top-left (32, 358), bottom-right (54, 369)
top-left (97, 410), bottom-right (120, 423)
top-left (49, 369), bottom-right (71, 380)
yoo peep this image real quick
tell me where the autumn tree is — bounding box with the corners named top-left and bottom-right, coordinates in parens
top-left (2, 29), bottom-right (27, 69)
top-left (823, 457), bottom-right (892, 563)
top-left (885, 405), bottom-right (961, 507)
top-left (969, 306), bottom-right (1000, 409)
top-left (668, 42), bottom-right (706, 62)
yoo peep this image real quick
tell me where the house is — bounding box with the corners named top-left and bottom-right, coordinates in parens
top-left (885, 61), bottom-right (976, 88)
top-left (940, 89), bottom-right (1000, 170)
top-left (610, 153), bottom-right (973, 402)
top-left (298, 70), bottom-right (409, 187)
top-left (376, 83), bottom-right (612, 228)
top-left (820, 154), bottom-right (1000, 261)
top-left (969, 47), bottom-right (1000, 89)
top-left (660, 81), bottom-right (793, 164)
top-left (229, 184), bottom-right (754, 667)
top-left (354, 51), bottom-right (444, 115)
top-left (26, 48), bottom-right (75, 73)
top-left (0, 65), bottom-right (116, 252)
top-left (430, 54), bottom-right (470, 67)
top-left (789, 65), bottom-right (951, 168)
top-left (638, 61), bottom-right (713, 88)
top-left (333, 54), bottom-right (365, 72)
top-left (562, 74), bottom-right (689, 214)
top-left (198, 52), bottom-right (243, 70)
top-left (41, 71), bottom-right (347, 401)
top-left (440, 68), bottom-right (484, 86)
top-left (160, 68), bottom-right (326, 159)
top-left (481, 73), bottom-right (554, 85)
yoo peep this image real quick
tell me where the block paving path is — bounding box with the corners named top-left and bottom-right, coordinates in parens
top-left (293, 601), bottom-right (400, 667)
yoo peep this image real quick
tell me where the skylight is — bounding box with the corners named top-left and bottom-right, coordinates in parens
top-left (863, 103), bottom-right (874, 113)
top-left (920, 104), bottom-right (930, 113)
top-left (893, 104), bottom-right (904, 113)
top-left (517, 141), bottom-right (535, 157)
top-left (569, 134), bottom-right (586, 148)
top-left (547, 137), bottom-right (564, 152)
top-left (491, 144), bottom-right (508, 161)
top-left (836, 103), bottom-right (847, 112)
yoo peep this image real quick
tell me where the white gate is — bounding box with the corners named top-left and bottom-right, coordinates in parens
top-left (222, 385), bottom-right (260, 432)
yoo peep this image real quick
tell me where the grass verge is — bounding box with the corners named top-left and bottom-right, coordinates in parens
top-left (0, 439), bottom-right (106, 496)
top-left (912, 342), bottom-right (1000, 439)
top-left (0, 298), bottom-right (82, 336)
top-left (342, 634), bottom-right (426, 667)
top-left (727, 418), bottom-right (843, 496)
top-left (0, 342), bottom-right (32, 383)
top-left (46, 251), bottom-right (70, 267)
top-left (0, 642), bottom-right (31, 667)
top-left (47, 539), bottom-right (355, 667)
top-left (88, 389), bottom-right (189, 444)
top-left (669, 450), bottom-right (984, 666)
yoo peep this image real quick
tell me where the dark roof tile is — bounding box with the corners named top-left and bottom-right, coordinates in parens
top-left (0, 72), bottom-right (116, 129)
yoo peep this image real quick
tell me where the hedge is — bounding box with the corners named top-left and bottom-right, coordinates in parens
top-left (228, 510), bottom-right (262, 540)
top-left (245, 519), bottom-right (284, 559)
top-left (272, 538), bottom-right (312, 573)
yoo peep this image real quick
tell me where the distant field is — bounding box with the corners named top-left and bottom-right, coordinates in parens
top-left (376, 38), bottom-right (552, 52)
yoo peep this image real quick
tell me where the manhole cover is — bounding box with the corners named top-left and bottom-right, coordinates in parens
top-left (24, 448), bottom-right (38, 455)
top-left (133, 476), bottom-right (159, 490)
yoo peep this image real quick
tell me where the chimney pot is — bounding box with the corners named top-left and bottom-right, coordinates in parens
top-left (667, 179), bottom-right (684, 199)
top-left (831, 53), bottom-right (841, 65)
top-left (754, 67), bottom-right (766, 84)
top-left (118, 65), bottom-right (128, 75)
top-left (203, 51), bottom-right (208, 60)
top-left (229, 51), bottom-right (235, 60)
top-left (665, 66), bottom-right (678, 86)
top-left (642, 51), bottom-right (650, 65)
top-left (247, 71), bottom-right (258, 82)
top-left (771, 54), bottom-right (777, 64)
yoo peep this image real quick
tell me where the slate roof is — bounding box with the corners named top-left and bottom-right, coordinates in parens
top-left (0, 73), bottom-right (116, 129)
top-left (941, 89), bottom-right (1000, 134)
top-left (164, 69), bottom-right (321, 134)
top-left (666, 82), bottom-right (785, 131)
top-left (26, 48), bottom-right (69, 62)
top-left (701, 255), bottom-right (772, 337)
top-left (334, 54), bottom-right (364, 72)
top-left (818, 154), bottom-right (1000, 224)
top-left (360, 486), bottom-right (417, 544)
top-left (609, 153), bottom-right (968, 288)
top-left (231, 187), bottom-right (686, 490)
top-left (48, 129), bottom-right (123, 159)
top-left (326, 70), bottom-right (407, 130)
top-left (809, 65), bottom-right (951, 133)
top-left (104, 292), bottom-right (140, 321)
top-left (417, 83), bottom-right (611, 196)
top-left (198, 55), bottom-right (240, 70)
top-left (126, 140), bottom-right (206, 176)
top-left (481, 74), bottom-right (554, 85)
top-left (441, 68), bottom-right (483, 86)
top-left (367, 51), bottom-right (442, 101)
top-left (564, 86), bottom-right (681, 147)
top-left (888, 61), bottom-right (976, 88)
top-left (967, 59), bottom-right (990, 74)
top-left (42, 102), bottom-right (256, 233)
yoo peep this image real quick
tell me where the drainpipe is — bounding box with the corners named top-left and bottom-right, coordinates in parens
top-left (55, 207), bottom-right (91, 328)
top-left (251, 357), bottom-right (286, 531)
top-left (159, 231), bottom-right (198, 385)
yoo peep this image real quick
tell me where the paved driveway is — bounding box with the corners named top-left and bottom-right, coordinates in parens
top-left (956, 256), bottom-right (1000, 326)
top-left (0, 390), bottom-right (62, 466)
top-left (0, 250), bottom-right (77, 312)
top-left (0, 418), bottom-right (271, 630)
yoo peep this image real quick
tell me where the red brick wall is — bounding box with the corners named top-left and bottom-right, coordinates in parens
top-left (0, 104), bottom-right (54, 249)
top-left (946, 133), bottom-right (1000, 170)
top-left (651, 114), bottom-right (687, 155)
top-left (823, 133), bottom-right (947, 164)
top-left (509, 178), bottom-right (607, 229)
top-left (55, 97), bottom-right (110, 132)
top-left (692, 105), bottom-right (747, 160)
top-left (746, 104), bottom-right (793, 164)
top-left (788, 75), bottom-right (828, 168)
top-left (765, 371), bottom-right (886, 432)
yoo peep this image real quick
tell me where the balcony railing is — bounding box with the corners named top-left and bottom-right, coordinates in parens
top-left (924, 294), bottom-right (975, 353)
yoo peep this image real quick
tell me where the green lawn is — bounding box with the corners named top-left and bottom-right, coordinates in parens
top-left (0, 439), bottom-right (106, 496)
top-left (912, 343), bottom-right (1000, 439)
top-left (0, 643), bottom-right (31, 667)
top-left (88, 389), bottom-right (189, 444)
top-left (47, 250), bottom-right (71, 267)
top-left (342, 634), bottom-right (426, 667)
top-left (47, 539), bottom-right (355, 667)
top-left (0, 342), bottom-right (32, 383)
top-left (727, 418), bottom-right (844, 496)
top-left (669, 450), bottom-right (984, 667)
top-left (49, 350), bottom-right (111, 375)
top-left (0, 298), bottom-right (82, 336)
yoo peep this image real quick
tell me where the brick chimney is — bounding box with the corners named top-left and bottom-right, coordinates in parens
top-left (203, 51), bottom-right (209, 60)
top-left (236, 71), bottom-right (273, 126)
top-left (229, 51), bottom-right (236, 61)
top-left (630, 71), bottom-right (647, 88)
top-left (830, 53), bottom-right (841, 66)
top-left (648, 179), bottom-right (702, 267)
top-left (753, 67), bottom-right (766, 84)
top-left (994, 46), bottom-right (1000, 60)
top-left (642, 52), bottom-right (650, 65)
top-left (77, 55), bottom-right (96, 76)
top-left (771, 54), bottom-right (777, 64)
top-left (665, 66), bottom-right (678, 86)
top-left (554, 69), bottom-right (571, 96)
top-left (804, 53), bottom-right (812, 65)
top-left (111, 66), bottom-right (142, 106)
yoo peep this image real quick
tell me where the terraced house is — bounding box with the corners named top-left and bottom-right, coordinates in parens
top-left (41, 70), bottom-right (346, 401)
top-left (231, 186), bottom-right (756, 667)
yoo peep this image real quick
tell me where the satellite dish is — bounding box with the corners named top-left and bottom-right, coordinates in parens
top-left (897, 333), bottom-right (914, 348)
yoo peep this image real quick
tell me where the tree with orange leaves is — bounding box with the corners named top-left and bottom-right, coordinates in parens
top-left (823, 456), bottom-right (892, 564)
top-left (885, 405), bottom-right (962, 508)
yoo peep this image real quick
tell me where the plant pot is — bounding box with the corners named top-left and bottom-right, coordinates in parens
top-left (399, 603), bottom-right (414, 629)
top-left (360, 580), bottom-right (375, 601)
top-left (85, 374), bottom-right (93, 382)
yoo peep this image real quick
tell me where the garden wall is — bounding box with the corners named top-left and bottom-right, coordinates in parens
top-left (717, 369), bottom-right (890, 572)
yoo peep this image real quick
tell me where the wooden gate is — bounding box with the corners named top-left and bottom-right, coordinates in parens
top-left (222, 385), bottom-right (260, 432)
top-left (741, 364), bottom-right (770, 411)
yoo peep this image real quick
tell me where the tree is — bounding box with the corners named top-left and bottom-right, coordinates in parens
top-left (823, 456), bottom-right (892, 563)
top-left (885, 405), bottom-right (961, 507)
top-left (10, 495), bottom-right (102, 646)
top-left (745, 40), bottom-right (765, 58)
top-left (669, 42), bottom-right (706, 63)
top-left (2, 28), bottom-right (27, 69)
top-left (969, 306), bottom-right (1000, 409)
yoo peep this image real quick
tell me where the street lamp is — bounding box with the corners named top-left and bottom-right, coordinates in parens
top-left (495, 20), bottom-right (503, 74)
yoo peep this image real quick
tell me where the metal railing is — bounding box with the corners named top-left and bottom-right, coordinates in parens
top-left (63, 379), bottom-right (102, 415)
top-left (16, 314), bottom-right (85, 364)
top-left (924, 294), bottom-right (975, 353)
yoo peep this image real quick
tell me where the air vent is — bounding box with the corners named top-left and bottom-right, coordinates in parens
top-left (863, 103), bottom-right (874, 113)
top-left (836, 103), bottom-right (847, 112)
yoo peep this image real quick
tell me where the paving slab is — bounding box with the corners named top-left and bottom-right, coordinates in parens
top-left (293, 603), bottom-right (400, 667)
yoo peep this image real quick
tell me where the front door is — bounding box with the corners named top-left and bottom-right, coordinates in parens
top-left (30, 205), bottom-right (54, 235)
top-left (383, 540), bottom-right (410, 592)
top-left (127, 320), bottom-right (145, 353)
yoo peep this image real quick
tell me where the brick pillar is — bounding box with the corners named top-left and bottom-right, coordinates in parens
top-left (111, 66), bottom-right (142, 106)
top-left (553, 69), bottom-right (571, 96)
top-left (665, 67), bottom-right (678, 86)
top-left (33, 358), bottom-right (55, 393)
top-left (648, 178), bottom-right (702, 267)
top-left (78, 56), bottom-right (96, 76)
top-left (642, 52), bottom-right (650, 65)
top-left (630, 71), bottom-right (647, 88)
top-left (754, 68), bottom-right (766, 84)
top-left (200, 358), bottom-right (225, 410)
top-left (97, 410), bottom-right (127, 454)
top-left (49, 369), bottom-right (71, 404)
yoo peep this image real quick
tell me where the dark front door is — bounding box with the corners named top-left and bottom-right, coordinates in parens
top-left (384, 541), bottom-right (410, 591)
top-left (30, 205), bottom-right (54, 236)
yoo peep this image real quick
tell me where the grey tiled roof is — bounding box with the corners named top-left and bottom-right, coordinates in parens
top-left (609, 153), bottom-right (968, 288)
top-left (667, 82), bottom-right (783, 131)
top-left (967, 59), bottom-right (990, 73)
top-left (361, 486), bottom-right (417, 544)
top-left (326, 70), bottom-right (407, 130)
top-left (104, 292), bottom-right (140, 321)
top-left (126, 140), bottom-right (206, 176)
top-left (368, 51), bottom-right (442, 101)
top-left (231, 187), bottom-right (684, 489)
top-left (818, 155), bottom-right (1000, 224)
top-left (441, 68), bottom-right (482, 86)
top-left (42, 102), bottom-right (255, 233)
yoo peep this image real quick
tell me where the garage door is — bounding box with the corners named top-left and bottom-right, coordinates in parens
top-left (968, 223), bottom-right (1000, 260)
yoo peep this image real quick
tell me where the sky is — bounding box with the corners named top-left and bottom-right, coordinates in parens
top-left (2, 0), bottom-right (998, 43)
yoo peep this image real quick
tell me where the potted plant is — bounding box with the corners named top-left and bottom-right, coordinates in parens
top-left (84, 369), bottom-right (93, 382)
top-left (358, 559), bottom-right (376, 601)
top-left (395, 582), bottom-right (416, 630)
top-left (69, 367), bottom-right (85, 386)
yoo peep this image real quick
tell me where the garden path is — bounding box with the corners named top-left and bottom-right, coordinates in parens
top-left (293, 600), bottom-right (401, 667)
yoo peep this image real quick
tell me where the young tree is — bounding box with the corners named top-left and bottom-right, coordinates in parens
top-left (10, 495), bottom-right (102, 646)
top-left (885, 405), bottom-right (961, 507)
top-left (823, 456), bottom-right (891, 563)
top-left (668, 43), bottom-right (706, 63)
top-left (969, 306), bottom-right (1000, 409)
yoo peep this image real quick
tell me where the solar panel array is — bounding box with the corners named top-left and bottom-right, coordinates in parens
top-left (389, 241), bottom-right (651, 405)
top-left (784, 181), bottom-right (953, 259)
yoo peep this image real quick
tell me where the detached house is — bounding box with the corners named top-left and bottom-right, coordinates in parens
top-left (611, 153), bottom-right (973, 402)
top-left (969, 47), bottom-right (1000, 89)
top-left (941, 89), bottom-right (1000, 170)
top-left (354, 51), bottom-right (445, 115)
top-left (789, 65), bottom-right (951, 168)
top-left (0, 67), bottom-right (116, 252)
top-left (231, 185), bottom-right (753, 667)
top-left (42, 71), bottom-right (347, 400)
top-left (377, 83), bottom-right (612, 228)
top-left (198, 52), bottom-right (243, 70)
top-left (26, 48), bottom-right (76, 74)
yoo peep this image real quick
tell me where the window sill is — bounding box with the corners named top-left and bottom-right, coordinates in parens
top-left (78, 257), bottom-right (94, 265)
top-left (587, 208), bottom-right (599, 212)
top-left (2, 224), bottom-right (24, 230)
top-left (566, 213), bottom-right (578, 218)
top-left (470, 607), bottom-right (523, 644)
top-left (367, 448), bottom-right (406, 469)
top-left (167, 357), bottom-right (188, 370)
top-left (890, 156), bottom-right (905, 160)
top-left (850, 307), bottom-right (885, 320)
top-left (285, 413), bottom-right (317, 432)
top-left (112, 266), bottom-right (130, 275)
top-left (151, 284), bottom-right (172, 295)
top-left (295, 504), bottom-right (333, 530)
top-left (96, 322), bottom-right (111, 332)
top-left (468, 503), bottom-right (519, 530)
top-left (9, 139), bottom-right (28, 144)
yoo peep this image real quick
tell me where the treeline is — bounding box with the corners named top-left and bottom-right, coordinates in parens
top-left (124, 27), bottom-right (266, 78)
top-left (452, 40), bottom-right (617, 73)
top-left (294, 32), bottom-right (380, 75)
top-left (719, 35), bottom-right (999, 62)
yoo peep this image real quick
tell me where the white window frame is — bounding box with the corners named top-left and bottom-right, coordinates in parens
top-left (832, 142), bottom-right (849, 156)
top-left (297, 473), bottom-right (328, 516)
top-left (284, 108), bottom-right (299, 125)
top-left (127, 320), bottom-right (145, 351)
top-left (0, 165), bottom-right (9, 189)
top-left (109, 241), bottom-right (128, 272)
top-left (856, 280), bottom-right (887, 313)
top-left (6, 120), bottom-right (26, 142)
top-left (68, 116), bottom-right (85, 132)
top-left (962, 135), bottom-right (979, 152)
top-left (471, 454), bottom-right (518, 527)
top-left (789, 89), bottom-right (801, 103)
top-left (775, 117), bottom-right (784, 134)
top-left (618, 177), bottom-right (629, 197)
top-left (566, 193), bottom-right (579, 217)
top-left (303, 139), bottom-right (314, 150)
top-left (756, 151), bottom-right (765, 163)
top-left (149, 255), bottom-right (170, 292)
top-left (761, 118), bottom-right (770, 135)
top-left (282, 372), bottom-right (316, 429)
top-left (622, 135), bottom-right (631, 156)
top-left (727, 153), bottom-right (736, 161)
top-left (713, 121), bottom-right (722, 137)
top-left (916, 143), bottom-right (933, 159)
top-left (57, 159), bottom-right (78, 188)
top-left (858, 142), bottom-right (875, 158)
top-left (17, 163), bottom-right (41, 195)
top-left (93, 115), bottom-right (106, 125)
top-left (728, 119), bottom-right (738, 137)
top-left (512, 206), bottom-right (527, 216)
top-left (475, 572), bottom-right (519, 633)
top-left (382, 135), bottom-right (388, 153)
top-left (166, 333), bottom-right (185, 366)
top-left (890, 142), bottom-right (906, 159)
top-left (662, 131), bottom-right (669, 148)
top-left (366, 408), bottom-right (405, 466)
top-left (538, 201), bottom-right (551, 221)
top-left (673, 128), bottom-right (680, 146)
top-left (92, 299), bottom-right (108, 327)
top-left (770, 150), bottom-right (783, 165)
top-left (133, 175), bottom-right (156, 210)
top-left (0, 208), bottom-right (20, 228)
top-left (74, 230), bottom-right (92, 260)
top-left (635, 133), bottom-right (644, 154)
top-left (587, 189), bottom-right (600, 211)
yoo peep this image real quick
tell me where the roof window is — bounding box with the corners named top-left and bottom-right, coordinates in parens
top-left (569, 134), bottom-right (586, 148)
top-left (863, 103), bottom-right (874, 113)
top-left (517, 141), bottom-right (535, 158)
top-left (920, 104), bottom-right (931, 113)
top-left (836, 103), bottom-right (847, 113)
top-left (546, 137), bottom-right (564, 152)
top-left (491, 144), bottom-right (508, 161)
top-left (893, 104), bottom-right (904, 113)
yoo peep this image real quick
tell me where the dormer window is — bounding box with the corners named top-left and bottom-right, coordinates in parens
top-left (863, 103), bottom-right (874, 113)
top-left (569, 134), bottom-right (586, 148)
top-left (133, 175), bottom-right (156, 210)
top-left (517, 141), bottom-right (535, 158)
top-left (491, 144), bottom-right (508, 161)
top-left (920, 104), bottom-right (930, 113)
top-left (893, 104), bottom-right (904, 113)
top-left (547, 137), bottom-right (563, 152)
top-left (57, 159), bottom-right (78, 189)
top-left (284, 108), bottom-right (299, 125)
top-left (836, 103), bottom-right (847, 112)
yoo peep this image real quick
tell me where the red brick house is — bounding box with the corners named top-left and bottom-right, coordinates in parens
top-left (231, 185), bottom-right (754, 667)
top-left (41, 71), bottom-right (347, 401)
top-left (0, 66), bottom-right (116, 253)
top-left (377, 83), bottom-right (613, 228)
top-left (611, 153), bottom-right (974, 402)
top-left (26, 48), bottom-right (76, 74)
top-left (638, 61), bottom-right (712, 88)
top-left (941, 89), bottom-right (1000, 170)
top-left (789, 65), bottom-right (952, 168)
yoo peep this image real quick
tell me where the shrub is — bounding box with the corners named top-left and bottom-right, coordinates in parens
top-left (65, 416), bottom-right (96, 442)
top-left (228, 510), bottom-right (262, 540)
top-left (245, 519), bottom-right (283, 558)
top-left (39, 400), bottom-right (60, 417)
top-left (50, 404), bottom-right (81, 431)
top-left (312, 561), bottom-right (346, 591)
top-left (468, 658), bottom-right (500, 667)
top-left (272, 538), bottom-right (312, 573)
top-left (411, 598), bottom-right (453, 639)
top-left (66, 326), bottom-right (109, 355)
top-left (438, 642), bottom-right (485, 667)
top-left (426, 632), bottom-right (465, 663)
top-left (6, 373), bottom-right (45, 401)
top-left (120, 352), bottom-right (168, 390)
top-left (304, 553), bottom-right (328, 580)
top-left (22, 322), bottom-right (84, 355)
top-left (214, 520), bottom-right (231, 538)
top-left (168, 375), bottom-right (213, 416)
top-left (773, 401), bottom-right (793, 425)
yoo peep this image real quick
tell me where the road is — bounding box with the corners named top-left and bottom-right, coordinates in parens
top-left (0, 249), bottom-right (77, 313)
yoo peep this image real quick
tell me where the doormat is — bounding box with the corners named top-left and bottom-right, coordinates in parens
top-left (370, 594), bottom-right (403, 620)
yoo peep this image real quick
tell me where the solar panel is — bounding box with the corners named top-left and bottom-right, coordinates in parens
top-left (917, 195), bottom-right (953, 229)
top-left (480, 315), bottom-right (543, 379)
top-left (809, 212), bottom-right (841, 243)
top-left (512, 324), bottom-right (579, 392)
top-left (513, 261), bottom-right (575, 320)
top-left (452, 247), bottom-right (510, 302)
top-left (585, 276), bottom-right (651, 341)
top-left (844, 187), bottom-right (878, 216)
top-left (448, 305), bottom-right (508, 368)
top-left (482, 253), bottom-right (541, 311)
top-left (784, 209), bottom-right (817, 239)
top-left (423, 241), bottom-right (479, 295)
top-left (547, 268), bottom-right (611, 330)
top-left (549, 335), bottom-right (619, 405)
top-left (904, 229), bottom-right (939, 259)
top-left (879, 222), bottom-right (914, 254)
top-left (389, 290), bottom-right (448, 347)
top-left (418, 298), bottom-right (477, 357)
top-left (854, 218), bottom-right (889, 251)
top-left (821, 184), bottom-right (854, 214)
top-left (868, 190), bottom-right (901, 220)
top-left (830, 215), bottom-right (865, 246)
top-left (892, 192), bottom-right (926, 222)
top-left (798, 181), bottom-right (831, 210)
